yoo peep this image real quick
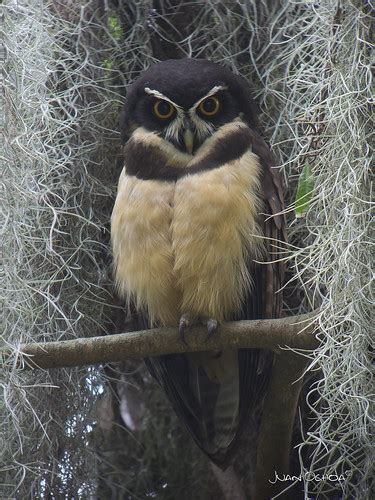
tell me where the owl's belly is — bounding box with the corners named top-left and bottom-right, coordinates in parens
top-left (111, 151), bottom-right (262, 326)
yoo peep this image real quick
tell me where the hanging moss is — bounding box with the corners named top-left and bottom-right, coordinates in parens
top-left (2, 1), bottom-right (372, 498)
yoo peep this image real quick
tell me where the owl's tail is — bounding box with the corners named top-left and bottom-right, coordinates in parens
top-left (145, 346), bottom-right (270, 467)
top-left (187, 350), bottom-right (240, 458)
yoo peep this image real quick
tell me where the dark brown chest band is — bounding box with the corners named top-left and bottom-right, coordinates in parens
top-left (124, 127), bottom-right (253, 181)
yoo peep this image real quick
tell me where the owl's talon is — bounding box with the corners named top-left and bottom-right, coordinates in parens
top-left (179, 315), bottom-right (191, 345)
top-left (205, 318), bottom-right (218, 341)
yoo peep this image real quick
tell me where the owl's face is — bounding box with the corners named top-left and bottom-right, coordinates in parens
top-left (122, 59), bottom-right (258, 155)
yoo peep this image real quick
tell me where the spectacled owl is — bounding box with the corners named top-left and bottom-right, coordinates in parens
top-left (111, 59), bottom-right (285, 466)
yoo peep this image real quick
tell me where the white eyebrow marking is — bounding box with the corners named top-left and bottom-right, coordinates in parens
top-left (189, 85), bottom-right (227, 112)
top-left (144, 87), bottom-right (182, 109)
top-left (144, 87), bottom-right (185, 145)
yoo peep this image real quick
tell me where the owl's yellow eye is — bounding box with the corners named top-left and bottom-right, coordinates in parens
top-left (198, 96), bottom-right (220, 117)
top-left (153, 100), bottom-right (175, 120)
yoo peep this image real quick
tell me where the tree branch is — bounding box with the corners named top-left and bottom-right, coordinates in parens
top-left (255, 349), bottom-right (309, 499)
top-left (3, 311), bottom-right (320, 497)
top-left (7, 311), bottom-right (319, 370)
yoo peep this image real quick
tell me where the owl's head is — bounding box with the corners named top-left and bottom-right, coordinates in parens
top-left (121, 59), bottom-right (259, 155)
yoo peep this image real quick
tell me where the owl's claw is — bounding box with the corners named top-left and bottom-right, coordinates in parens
top-left (179, 314), bottom-right (191, 345)
top-left (179, 315), bottom-right (219, 344)
top-left (205, 318), bottom-right (218, 342)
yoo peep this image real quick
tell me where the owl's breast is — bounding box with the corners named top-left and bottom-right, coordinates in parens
top-left (111, 149), bottom-right (263, 325)
top-left (111, 169), bottom-right (180, 326)
top-left (172, 150), bottom-right (263, 321)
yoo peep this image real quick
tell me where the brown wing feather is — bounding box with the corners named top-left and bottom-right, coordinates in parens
top-left (232, 131), bottom-right (286, 466)
top-left (250, 129), bottom-right (286, 320)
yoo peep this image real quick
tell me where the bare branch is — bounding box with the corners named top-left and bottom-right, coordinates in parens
top-left (255, 349), bottom-right (309, 499)
top-left (5, 311), bottom-right (319, 370)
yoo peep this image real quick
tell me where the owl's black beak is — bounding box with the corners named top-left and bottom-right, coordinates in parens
top-left (183, 129), bottom-right (194, 155)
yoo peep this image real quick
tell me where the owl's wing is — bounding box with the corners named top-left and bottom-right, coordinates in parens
top-left (133, 134), bottom-right (285, 467)
top-left (234, 130), bottom-right (286, 463)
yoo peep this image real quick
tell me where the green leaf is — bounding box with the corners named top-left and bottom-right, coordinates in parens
top-left (295, 162), bottom-right (314, 218)
top-left (108, 14), bottom-right (123, 41)
top-left (102, 59), bottom-right (113, 71)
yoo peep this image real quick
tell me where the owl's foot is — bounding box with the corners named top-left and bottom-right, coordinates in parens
top-left (178, 314), bottom-right (219, 344)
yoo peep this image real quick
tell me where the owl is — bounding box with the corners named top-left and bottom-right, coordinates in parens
top-left (111, 59), bottom-right (285, 466)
